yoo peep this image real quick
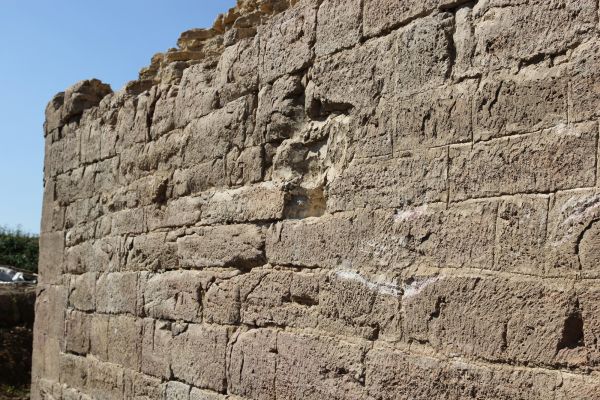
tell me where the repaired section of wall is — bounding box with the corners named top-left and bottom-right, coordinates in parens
top-left (34, 0), bottom-right (600, 398)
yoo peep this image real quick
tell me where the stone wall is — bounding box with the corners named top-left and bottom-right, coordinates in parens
top-left (33, 0), bottom-right (600, 398)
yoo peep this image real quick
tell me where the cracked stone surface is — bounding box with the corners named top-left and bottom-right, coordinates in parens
top-left (33, 0), bottom-right (600, 398)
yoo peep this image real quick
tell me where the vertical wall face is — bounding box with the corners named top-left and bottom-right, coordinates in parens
top-left (33, 0), bottom-right (600, 398)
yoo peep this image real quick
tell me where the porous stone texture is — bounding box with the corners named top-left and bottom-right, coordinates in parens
top-left (33, 0), bottom-right (600, 398)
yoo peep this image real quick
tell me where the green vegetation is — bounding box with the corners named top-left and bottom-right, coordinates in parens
top-left (0, 384), bottom-right (30, 400)
top-left (0, 227), bottom-right (38, 273)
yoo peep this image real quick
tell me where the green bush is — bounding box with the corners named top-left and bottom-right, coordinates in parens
top-left (0, 227), bottom-right (38, 273)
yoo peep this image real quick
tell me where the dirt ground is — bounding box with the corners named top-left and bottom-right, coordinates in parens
top-left (0, 284), bottom-right (35, 398)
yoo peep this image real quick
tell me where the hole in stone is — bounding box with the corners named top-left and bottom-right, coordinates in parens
top-left (283, 186), bottom-right (326, 219)
top-left (557, 305), bottom-right (585, 350)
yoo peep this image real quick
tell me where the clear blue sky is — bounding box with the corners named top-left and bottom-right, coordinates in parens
top-left (0, 0), bottom-right (236, 234)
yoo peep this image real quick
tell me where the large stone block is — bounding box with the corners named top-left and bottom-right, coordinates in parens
top-left (327, 148), bottom-right (448, 212)
top-left (68, 272), bottom-right (96, 312)
top-left (142, 270), bottom-right (207, 322)
top-left (65, 310), bottom-right (91, 355)
top-left (472, 0), bottom-right (597, 71)
top-left (315, 0), bottom-right (362, 57)
top-left (275, 332), bottom-right (369, 399)
top-left (267, 203), bottom-right (497, 273)
top-left (449, 122), bottom-right (597, 201)
top-left (402, 274), bottom-right (590, 367)
top-left (170, 324), bottom-right (230, 392)
top-left (258, 0), bottom-right (318, 83)
top-left (39, 231), bottom-right (65, 284)
top-left (474, 67), bottom-right (568, 141)
top-left (96, 272), bottom-right (139, 314)
top-left (378, 80), bottom-right (475, 152)
top-left (365, 345), bottom-right (565, 399)
top-left (87, 358), bottom-right (125, 400)
top-left (107, 315), bottom-right (143, 371)
top-left (228, 329), bottom-right (278, 400)
top-left (363, 0), bottom-right (463, 38)
top-left (177, 225), bottom-right (265, 269)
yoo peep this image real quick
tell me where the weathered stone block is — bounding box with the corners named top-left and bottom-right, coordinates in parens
top-left (402, 275), bottom-right (585, 367)
top-left (228, 329), bottom-right (277, 400)
top-left (38, 231), bottom-right (65, 284)
top-left (170, 324), bottom-right (229, 392)
top-left (107, 315), bottom-right (143, 371)
top-left (474, 68), bottom-right (568, 141)
top-left (68, 272), bottom-right (96, 311)
top-left (143, 270), bottom-right (207, 322)
top-left (472, 0), bottom-right (597, 71)
top-left (365, 345), bottom-right (564, 399)
top-left (363, 0), bottom-right (462, 38)
top-left (327, 148), bottom-right (448, 212)
top-left (449, 123), bottom-right (597, 201)
top-left (65, 310), bottom-right (90, 355)
top-left (96, 272), bottom-right (139, 314)
top-left (258, 0), bottom-right (318, 83)
top-left (177, 225), bottom-right (265, 269)
top-left (276, 332), bottom-right (369, 399)
top-left (315, 0), bottom-right (362, 57)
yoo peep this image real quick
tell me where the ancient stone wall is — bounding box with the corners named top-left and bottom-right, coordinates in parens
top-left (33, 0), bottom-right (600, 398)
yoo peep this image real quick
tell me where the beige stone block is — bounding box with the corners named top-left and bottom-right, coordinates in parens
top-left (228, 329), bottom-right (277, 400)
top-left (449, 123), bottom-right (597, 201)
top-left (327, 148), bottom-right (448, 212)
top-left (143, 270), bottom-right (206, 322)
top-left (170, 324), bottom-right (229, 392)
top-left (177, 225), bottom-right (265, 269)
top-left (96, 272), bottom-right (139, 314)
top-left (258, 0), bottom-right (318, 83)
top-left (315, 0), bottom-right (361, 57)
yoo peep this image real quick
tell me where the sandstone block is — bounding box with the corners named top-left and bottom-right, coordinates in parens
top-left (141, 319), bottom-right (172, 379)
top-left (174, 64), bottom-right (219, 128)
top-left (315, 0), bottom-right (361, 57)
top-left (68, 272), bottom-right (96, 311)
top-left (365, 345), bottom-right (563, 399)
top-left (258, 0), bottom-right (318, 83)
top-left (65, 310), bottom-right (90, 355)
top-left (378, 80), bottom-right (474, 152)
top-left (177, 225), bottom-right (265, 269)
top-left (107, 315), bottom-right (143, 371)
top-left (143, 270), bottom-right (206, 322)
top-left (59, 353), bottom-right (88, 390)
top-left (181, 96), bottom-right (255, 168)
top-left (124, 233), bottom-right (178, 271)
top-left (327, 148), bottom-right (448, 212)
top-left (449, 123), bottom-right (597, 201)
top-left (472, 0), bottom-right (597, 71)
top-left (170, 324), bottom-right (229, 392)
top-left (228, 329), bottom-right (277, 400)
top-left (166, 381), bottom-right (191, 400)
top-left (402, 275), bottom-right (583, 367)
top-left (363, 0), bottom-right (462, 38)
top-left (276, 332), bottom-right (369, 399)
top-left (89, 314), bottom-right (109, 361)
top-left (38, 231), bottom-right (65, 284)
top-left (87, 358), bottom-right (125, 400)
top-left (123, 371), bottom-right (166, 400)
top-left (96, 272), bottom-right (139, 314)
top-left (267, 203), bottom-right (497, 272)
top-left (474, 68), bottom-right (568, 141)
top-left (199, 183), bottom-right (287, 225)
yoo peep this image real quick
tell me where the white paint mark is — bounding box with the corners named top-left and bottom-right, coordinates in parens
top-left (394, 205), bottom-right (428, 223)
top-left (333, 270), bottom-right (401, 297)
top-left (401, 277), bottom-right (439, 300)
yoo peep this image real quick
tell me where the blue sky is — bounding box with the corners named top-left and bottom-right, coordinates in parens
top-left (0, 0), bottom-right (236, 234)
